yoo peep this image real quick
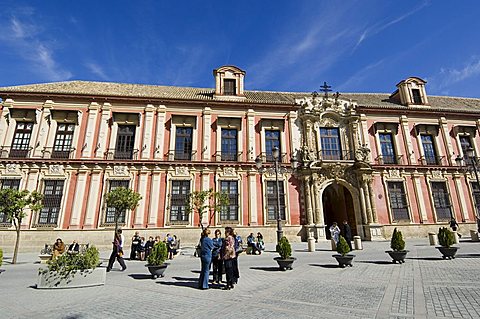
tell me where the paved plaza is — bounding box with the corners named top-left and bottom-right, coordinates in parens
top-left (1, 238), bottom-right (480, 319)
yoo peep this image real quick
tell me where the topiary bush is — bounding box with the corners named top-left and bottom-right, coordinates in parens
top-left (0, 248), bottom-right (3, 267)
top-left (147, 241), bottom-right (168, 266)
top-left (438, 227), bottom-right (455, 248)
top-left (276, 236), bottom-right (292, 259)
top-left (390, 228), bottom-right (406, 251)
top-left (336, 236), bottom-right (351, 256)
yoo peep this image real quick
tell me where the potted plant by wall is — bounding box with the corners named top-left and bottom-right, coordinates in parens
top-left (436, 227), bottom-right (459, 260)
top-left (386, 228), bottom-right (408, 264)
top-left (333, 236), bottom-right (355, 267)
top-left (146, 241), bottom-right (168, 279)
top-left (274, 236), bottom-right (296, 271)
top-left (37, 246), bottom-right (104, 289)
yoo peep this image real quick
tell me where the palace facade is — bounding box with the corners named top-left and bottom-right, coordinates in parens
top-left (0, 66), bottom-right (479, 250)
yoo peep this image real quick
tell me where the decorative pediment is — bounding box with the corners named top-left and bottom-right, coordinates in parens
top-left (296, 96), bottom-right (357, 117)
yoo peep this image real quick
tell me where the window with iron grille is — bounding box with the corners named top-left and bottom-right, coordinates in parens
top-left (52, 123), bottom-right (75, 159)
top-left (224, 79), bottom-right (236, 95)
top-left (170, 180), bottom-right (190, 222)
top-left (379, 133), bottom-right (396, 164)
top-left (11, 122), bottom-right (33, 158)
top-left (105, 180), bottom-right (130, 224)
top-left (115, 125), bottom-right (136, 159)
top-left (320, 127), bottom-right (342, 160)
top-left (387, 182), bottom-right (409, 221)
top-left (412, 89), bottom-right (422, 104)
top-left (220, 180), bottom-right (239, 221)
top-left (38, 180), bottom-right (64, 225)
top-left (221, 128), bottom-right (238, 161)
top-left (421, 134), bottom-right (438, 165)
top-left (471, 182), bottom-right (480, 218)
top-left (175, 127), bottom-right (193, 160)
top-left (265, 129), bottom-right (280, 162)
top-left (431, 182), bottom-right (452, 221)
top-left (0, 179), bottom-right (21, 223)
top-left (266, 181), bottom-right (286, 221)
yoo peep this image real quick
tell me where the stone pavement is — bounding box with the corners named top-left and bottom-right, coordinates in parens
top-left (1, 239), bottom-right (480, 319)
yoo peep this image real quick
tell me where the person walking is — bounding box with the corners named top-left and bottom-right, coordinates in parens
top-left (107, 229), bottom-right (127, 272)
top-left (212, 229), bottom-right (224, 284)
top-left (329, 222), bottom-right (340, 243)
top-left (222, 227), bottom-right (237, 290)
top-left (198, 228), bottom-right (214, 290)
top-left (342, 220), bottom-right (353, 251)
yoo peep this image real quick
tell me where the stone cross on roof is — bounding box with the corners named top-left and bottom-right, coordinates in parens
top-left (320, 81), bottom-right (332, 98)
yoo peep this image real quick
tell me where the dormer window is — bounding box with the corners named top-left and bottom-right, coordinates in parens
top-left (224, 79), bottom-right (236, 96)
top-left (390, 77), bottom-right (428, 106)
top-left (412, 89), bottom-right (422, 104)
top-left (213, 65), bottom-right (246, 99)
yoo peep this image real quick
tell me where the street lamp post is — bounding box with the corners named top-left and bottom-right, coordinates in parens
top-left (456, 147), bottom-right (480, 232)
top-left (255, 146), bottom-right (296, 244)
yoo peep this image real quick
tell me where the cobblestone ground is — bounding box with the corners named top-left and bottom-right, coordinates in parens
top-left (1, 239), bottom-right (480, 319)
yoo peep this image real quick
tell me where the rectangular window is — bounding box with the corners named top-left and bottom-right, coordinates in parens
top-left (175, 127), bottom-right (193, 160)
top-left (52, 123), bottom-right (75, 159)
top-left (379, 133), bottom-right (396, 164)
top-left (114, 125), bottom-right (136, 160)
top-left (320, 127), bottom-right (342, 160)
top-left (105, 180), bottom-right (130, 224)
top-left (0, 179), bottom-right (21, 223)
top-left (220, 180), bottom-right (239, 221)
top-left (421, 134), bottom-right (438, 165)
top-left (266, 181), bottom-right (286, 221)
top-left (38, 180), bottom-right (64, 225)
top-left (387, 182), bottom-right (409, 221)
top-left (412, 89), bottom-right (422, 104)
top-left (431, 182), bottom-right (452, 221)
top-left (471, 182), bottom-right (480, 218)
top-left (459, 135), bottom-right (473, 156)
top-left (221, 129), bottom-right (238, 161)
top-left (265, 129), bottom-right (281, 162)
top-left (170, 180), bottom-right (190, 222)
top-left (224, 79), bottom-right (236, 95)
top-left (10, 122), bottom-right (33, 158)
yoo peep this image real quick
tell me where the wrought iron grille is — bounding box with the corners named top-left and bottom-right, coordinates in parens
top-left (38, 180), bottom-right (64, 225)
top-left (431, 182), bottom-right (452, 221)
top-left (387, 182), bottom-right (410, 221)
top-left (105, 180), bottom-right (129, 224)
top-left (266, 181), bottom-right (286, 221)
top-left (169, 180), bottom-right (190, 222)
top-left (220, 180), bottom-right (239, 221)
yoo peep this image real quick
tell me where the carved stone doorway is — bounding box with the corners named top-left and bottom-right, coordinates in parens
top-left (322, 183), bottom-right (357, 239)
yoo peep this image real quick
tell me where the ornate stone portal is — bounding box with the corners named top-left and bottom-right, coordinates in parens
top-left (295, 87), bottom-right (382, 240)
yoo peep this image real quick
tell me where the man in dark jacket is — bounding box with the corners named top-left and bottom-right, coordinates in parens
top-left (342, 220), bottom-right (353, 251)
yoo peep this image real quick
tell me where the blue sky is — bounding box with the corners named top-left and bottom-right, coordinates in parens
top-left (0, 0), bottom-right (479, 97)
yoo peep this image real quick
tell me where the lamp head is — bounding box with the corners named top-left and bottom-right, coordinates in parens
top-left (467, 147), bottom-right (475, 159)
top-left (455, 155), bottom-right (463, 166)
top-left (255, 156), bottom-right (263, 169)
top-left (272, 146), bottom-right (280, 160)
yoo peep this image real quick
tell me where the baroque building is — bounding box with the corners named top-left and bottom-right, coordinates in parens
top-left (0, 66), bottom-right (479, 250)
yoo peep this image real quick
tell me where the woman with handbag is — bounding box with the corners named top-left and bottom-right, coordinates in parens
top-left (198, 228), bottom-right (214, 290)
top-left (222, 227), bottom-right (237, 290)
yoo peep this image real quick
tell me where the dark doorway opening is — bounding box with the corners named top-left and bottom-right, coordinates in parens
top-left (322, 183), bottom-right (357, 239)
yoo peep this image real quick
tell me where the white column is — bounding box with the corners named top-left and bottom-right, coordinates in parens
top-left (246, 109), bottom-right (255, 161)
top-left (439, 117), bottom-right (454, 165)
top-left (154, 105), bottom-right (166, 159)
top-left (0, 106), bottom-right (11, 147)
top-left (95, 103), bottom-right (111, 158)
top-left (44, 119), bottom-right (58, 157)
top-left (141, 104), bottom-right (155, 159)
top-left (201, 170), bottom-right (211, 225)
top-left (363, 181), bottom-right (373, 224)
top-left (313, 180), bottom-right (323, 225)
top-left (24, 166), bottom-right (40, 227)
top-left (148, 168), bottom-right (161, 226)
top-left (33, 100), bottom-right (53, 157)
top-left (70, 168), bottom-right (89, 229)
top-left (83, 168), bottom-right (102, 228)
top-left (288, 111), bottom-right (300, 156)
top-left (304, 176), bottom-right (314, 225)
top-left (248, 171), bottom-right (258, 225)
top-left (82, 102), bottom-right (100, 158)
top-left (202, 107), bottom-right (212, 161)
top-left (453, 173), bottom-right (469, 222)
top-left (135, 168), bottom-right (149, 227)
top-left (412, 172), bottom-right (428, 222)
top-left (400, 115), bottom-right (416, 164)
top-left (359, 186), bottom-right (368, 224)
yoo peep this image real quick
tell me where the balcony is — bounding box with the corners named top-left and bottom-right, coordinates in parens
top-left (42, 147), bottom-right (76, 159)
top-left (213, 151), bottom-right (243, 162)
top-left (375, 155), bottom-right (404, 165)
top-left (319, 150), bottom-right (354, 161)
top-left (419, 155), bottom-right (445, 166)
top-left (104, 148), bottom-right (139, 160)
top-left (166, 149), bottom-right (197, 161)
top-left (0, 146), bottom-right (32, 159)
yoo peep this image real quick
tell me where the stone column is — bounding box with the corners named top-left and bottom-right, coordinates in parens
top-left (201, 169), bottom-right (211, 225)
top-left (69, 166), bottom-right (89, 229)
top-left (248, 170), bottom-right (258, 225)
top-left (135, 167), bottom-right (149, 227)
top-left (33, 100), bottom-right (53, 157)
top-left (82, 102), bottom-right (100, 158)
top-left (246, 109), bottom-right (255, 161)
top-left (148, 167), bottom-right (161, 227)
top-left (304, 176), bottom-right (314, 225)
top-left (154, 105), bottom-right (166, 159)
top-left (363, 181), bottom-right (373, 224)
top-left (313, 179), bottom-right (323, 225)
top-left (95, 103), bottom-right (112, 158)
top-left (359, 186), bottom-right (368, 224)
top-left (412, 172), bottom-right (428, 222)
top-left (368, 180), bottom-right (378, 223)
top-left (202, 107), bottom-right (212, 161)
top-left (400, 115), bottom-right (415, 164)
top-left (141, 104), bottom-right (155, 159)
top-left (453, 173), bottom-right (469, 222)
top-left (83, 166), bottom-right (102, 228)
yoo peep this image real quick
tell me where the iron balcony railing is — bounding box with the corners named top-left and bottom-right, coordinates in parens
top-left (375, 154), bottom-right (404, 165)
top-left (166, 149), bottom-right (197, 161)
top-left (0, 146), bottom-right (33, 159)
top-left (419, 155), bottom-right (445, 166)
top-left (42, 147), bottom-right (76, 159)
top-left (104, 148), bottom-right (139, 160)
top-left (319, 150), bottom-right (354, 161)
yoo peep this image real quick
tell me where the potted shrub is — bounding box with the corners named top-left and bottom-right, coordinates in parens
top-left (386, 228), bottom-right (408, 264)
top-left (436, 227), bottom-right (459, 260)
top-left (37, 246), bottom-right (104, 289)
top-left (274, 236), bottom-right (296, 271)
top-left (333, 236), bottom-right (355, 267)
top-left (146, 241), bottom-right (168, 279)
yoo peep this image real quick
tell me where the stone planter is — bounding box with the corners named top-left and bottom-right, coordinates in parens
top-left (333, 254), bottom-right (355, 267)
top-left (273, 257), bottom-right (297, 271)
top-left (436, 246), bottom-right (459, 260)
top-left (38, 254), bottom-right (52, 264)
top-left (386, 250), bottom-right (408, 264)
top-left (146, 263), bottom-right (168, 279)
top-left (37, 267), bottom-right (106, 289)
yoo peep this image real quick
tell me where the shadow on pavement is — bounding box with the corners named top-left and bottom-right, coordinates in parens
top-left (308, 264), bottom-right (339, 268)
top-left (128, 274), bottom-right (153, 280)
top-left (356, 260), bottom-right (393, 265)
top-left (456, 253), bottom-right (480, 258)
top-left (250, 266), bottom-right (282, 272)
top-left (158, 276), bottom-right (199, 289)
top-left (294, 249), bottom-right (333, 252)
top-left (62, 315), bottom-right (84, 319)
top-left (406, 257), bottom-right (441, 261)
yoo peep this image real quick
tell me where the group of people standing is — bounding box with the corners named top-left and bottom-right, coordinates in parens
top-left (198, 227), bottom-right (240, 290)
top-left (329, 221), bottom-right (353, 250)
top-left (129, 232), bottom-right (178, 261)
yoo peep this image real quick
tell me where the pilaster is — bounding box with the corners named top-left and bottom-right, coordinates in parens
top-left (154, 105), bottom-right (166, 159)
top-left (95, 103), bottom-right (111, 158)
top-left (412, 172), bottom-right (428, 222)
top-left (453, 173), bottom-right (469, 222)
top-left (33, 100), bottom-right (53, 157)
top-left (135, 167), bottom-right (149, 227)
top-left (69, 166), bottom-right (89, 229)
top-left (148, 167), bottom-right (162, 227)
top-left (202, 107), bottom-right (212, 161)
top-left (439, 117), bottom-right (454, 165)
top-left (141, 104), bottom-right (155, 159)
top-left (246, 109), bottom-right (255, 161)
top-left (82, 102), bottom-right (100, 158)
top-left (248, 170), bottom-right (258, 225)
top-left (83, 167), bottom-right (102, 228)
top-left (400, 115), bottom-right (415, 164)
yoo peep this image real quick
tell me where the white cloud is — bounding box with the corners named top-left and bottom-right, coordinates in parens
top-left (429, 57), bottom-right (480, 92)
top-left (85, 62), bottom-right (109, 81)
